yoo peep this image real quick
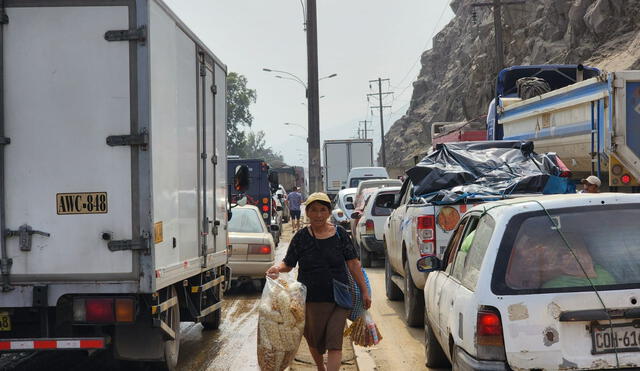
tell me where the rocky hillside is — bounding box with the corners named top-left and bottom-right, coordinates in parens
top-left (383, 0), bottom-right (640, 172)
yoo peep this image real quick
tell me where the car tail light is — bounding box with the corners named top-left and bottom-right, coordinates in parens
top-left (85, 298), bottom-right (114, 322)
top-left (365, 219), bottom-right (375, 234)
top-left (262, 205), bottom-right (270, 213)
top-left (476, 308), bottom-right (506, 361)
top-left (622, 174), bottom-right (632, 184)
top-left (416, 215), bottom-right (436, 256)
top-left (249, 244), bottom-right (271, 254)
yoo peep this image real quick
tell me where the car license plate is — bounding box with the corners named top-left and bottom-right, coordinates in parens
top-left (56, 192), bottom-right (108, 215)
top-left (592, 322), bottom-right (640, 354)
top-left (0, 312), bottom-right (10, 331)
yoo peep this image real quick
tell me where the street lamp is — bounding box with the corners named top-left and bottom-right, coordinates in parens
top-left (284, 122), bottom-right (306, 130)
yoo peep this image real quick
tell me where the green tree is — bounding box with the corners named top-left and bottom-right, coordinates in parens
top-left (226, 72), bottom-right (256, 156)
top-left (244, 130), bottom-right (285, 166)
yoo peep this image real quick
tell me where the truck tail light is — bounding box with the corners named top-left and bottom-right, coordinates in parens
top-left (115, 298), bottom-right (135, 322)
top-left (85, 299), bottom-right (114, 322)
top-left (476, 308), bottom-right (506, 361)
top-left (249, 244), bottom-right (271, 254)
top-left (365, 219), bottom-right (375, 234)
top-left (262, 205), bottom-right (270, 213)
top-left (416, 215), bottom-right (436, 256)
top-left (73, 297), bottom-right (136, 323)
top-left (622, 174), bottom-right (632, 184)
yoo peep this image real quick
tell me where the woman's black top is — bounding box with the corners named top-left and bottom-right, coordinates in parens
top-left (283, 226), bottom-right (358, 302)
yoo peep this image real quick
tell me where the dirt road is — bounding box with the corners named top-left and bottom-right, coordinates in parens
top-left (358, 262), bottom-right (449, 371)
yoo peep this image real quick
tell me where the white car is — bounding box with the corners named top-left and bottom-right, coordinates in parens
top-left (228, 206), bottom-right (279, 288)
top-left (418, 193), bottom-right (640, 370)
top-left (331, 187), bottom-right (357, 231)
top-left (353, 186), bottom-right (400, 267)
top-left (346, 166), bottom-right (389, 188)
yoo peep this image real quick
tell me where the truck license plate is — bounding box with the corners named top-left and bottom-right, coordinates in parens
top-left (592, 322), bottom-right (640, 354)
top-left (0, 312), bottom-right (10, 331)
top-left (56, 192), bottom-right (108, 215)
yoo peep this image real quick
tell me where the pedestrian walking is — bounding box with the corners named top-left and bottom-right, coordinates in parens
top-left (266, 192), bottom-right (371, 371)
top-left (580, 175), bottom-right (601, 193)
top-left (287, 187), bottom-right (305, 231)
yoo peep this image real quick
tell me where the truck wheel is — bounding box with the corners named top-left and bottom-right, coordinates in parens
top-left (359, 244), bottom-right (372, 268)
top-left (424, 311), bottom-right (450, 368)
top-left (403, 260), bottom-right (424, 327)
top-left (385, 250), bottom-right (402, 301)
top-left (160, 286), bottom-right (180, 371)
top-left (202, 286), bottom-right (222, 330)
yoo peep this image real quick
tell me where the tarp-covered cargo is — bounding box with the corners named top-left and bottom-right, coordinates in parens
top-left (406, 141), bottom-right (574, 204)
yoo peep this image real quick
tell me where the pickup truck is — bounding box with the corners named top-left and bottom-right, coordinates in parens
top-left (383, 141), bottom-right (574, 326)
top-left (384, 179), bottom-right (474, 326)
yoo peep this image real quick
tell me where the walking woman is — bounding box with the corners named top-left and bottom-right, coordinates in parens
top-left (266, 192), bottom-right (371, 371)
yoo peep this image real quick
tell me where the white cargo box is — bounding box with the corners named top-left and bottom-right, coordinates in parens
top-left (0, 0), bottom-right (228, 306)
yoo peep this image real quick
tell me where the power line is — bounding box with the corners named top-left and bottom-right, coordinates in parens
top-left (367, 78), bottom-right (393, 167)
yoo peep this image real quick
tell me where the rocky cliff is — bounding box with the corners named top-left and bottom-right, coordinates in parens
top-left (383, 0), bottom-right (640, 171)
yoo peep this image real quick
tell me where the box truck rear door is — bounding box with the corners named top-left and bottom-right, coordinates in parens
top-left (3, 5), bottom-right (136, 280)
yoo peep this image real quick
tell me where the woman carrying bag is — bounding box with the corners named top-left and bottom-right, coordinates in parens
top-left (266, 192), bottom-right (371, 371)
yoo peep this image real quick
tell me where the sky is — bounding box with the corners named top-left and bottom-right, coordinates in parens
top-left (163, 0), bottom-right (455, 168)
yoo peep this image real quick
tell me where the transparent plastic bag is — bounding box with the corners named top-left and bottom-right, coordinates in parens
top-left (344, 310), bottom-right (382, 347)
top-left (257, 274), bottom-right (307, 371)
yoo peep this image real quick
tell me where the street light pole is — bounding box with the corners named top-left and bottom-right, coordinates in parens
top-left (306, 0), bottom-right (321, 193)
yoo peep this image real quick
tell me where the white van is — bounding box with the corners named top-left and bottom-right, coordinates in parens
top-left (346, 167), bottom-right (389, 188)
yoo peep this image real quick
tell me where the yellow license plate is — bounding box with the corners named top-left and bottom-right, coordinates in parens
top-left (56, 192), bottom-right (108, 215)
top-left (0, 312), bottom-right (10, 331)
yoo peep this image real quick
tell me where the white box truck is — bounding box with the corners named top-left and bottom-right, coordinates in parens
top-left (0, 1), bottom-right (235, 368)
top-left (323, 139), bottom-right (374, 198)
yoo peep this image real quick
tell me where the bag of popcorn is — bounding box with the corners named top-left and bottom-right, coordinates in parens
top-left (257, 274), bottom-right (307, 371)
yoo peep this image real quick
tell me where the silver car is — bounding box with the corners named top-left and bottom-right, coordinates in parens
top-left (331, 187), bottom-right (357, 231)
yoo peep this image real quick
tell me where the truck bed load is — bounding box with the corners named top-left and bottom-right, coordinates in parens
top-left (407, 141), bottom-right (573, 203)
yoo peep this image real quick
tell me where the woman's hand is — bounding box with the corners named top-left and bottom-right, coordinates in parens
top-left (362, 293), bottom-right (372, 310)
top-left (266, 265), bottom-right (280, 279)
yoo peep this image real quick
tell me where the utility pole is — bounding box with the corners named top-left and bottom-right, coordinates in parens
top-left (368, 79), bottom-right (392, 167)
top-left (472, 0), bottom-right (525, 75)
top-left (306, 0), bottom-right (321, 193)
top-left (358, 120), bottom-right (372, 139)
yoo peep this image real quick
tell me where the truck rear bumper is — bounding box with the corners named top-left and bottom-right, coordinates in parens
top-left (1, 282), bottom-right (140, 307)
top-left (0, 337), bottom-right (107, 352)
top-left (361, 235), bottom-right (384, 255)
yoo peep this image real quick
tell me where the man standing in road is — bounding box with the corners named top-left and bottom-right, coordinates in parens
top-left (288, 187), bottom-right (305, 231)
top-left (580, 175), bottom-right (601, 193)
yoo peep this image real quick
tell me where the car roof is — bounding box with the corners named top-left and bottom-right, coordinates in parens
top-left (234, 205), bottom-right (261, 212)
top-left (337, 187), bottom-right (357, 196)
top-left (469, 193), bottom-right (640, 218)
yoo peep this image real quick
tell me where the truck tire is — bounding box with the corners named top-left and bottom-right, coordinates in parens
top-left (424, 312), bottom-right (450, 368)
top-left (403, 260), bottom-right (424, 327)
top-left (359, 243), bottom-right (372, 268)
top-left (160, 286), bottom-right (180, 371)
top-left (202, 285), bottom-right (222, 330)
top-left (385, 249), bottom-right (402, 301)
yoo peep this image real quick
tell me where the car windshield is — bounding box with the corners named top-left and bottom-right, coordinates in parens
top-left (372, 193), bottom-right (396, 216)
top-left (498, 204), bottom-right (640, 293)
top-left (349, 177), bottom-right (385, 187)
top-left (228, 208), bottom-right (265, 233)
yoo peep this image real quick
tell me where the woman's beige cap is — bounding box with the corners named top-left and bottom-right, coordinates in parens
top-left (304, 192), bottom-right (331, 206)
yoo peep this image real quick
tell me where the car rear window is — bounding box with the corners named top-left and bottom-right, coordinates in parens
top-left (372, 193), bottom-right (396, 216)
top-left (492, 204), bottom-right (640, 294)
top-left (349, 177), bottom-right (385, 188)
top-left (228, 208), bottom-right (265, 233)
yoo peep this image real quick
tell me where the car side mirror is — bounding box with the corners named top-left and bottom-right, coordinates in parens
top-left (269, 224), bottom-right (280, 232)
top-left (350, 212), bottom-right (361, 219)
top-left (417, 256), bottom-right (442, 273)
top-left (346, 196), bottom-right (353, 203)
top-left (345, 203), bottom-right (355, 210)
top-left (233, 165), bottom-right (250, 192)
